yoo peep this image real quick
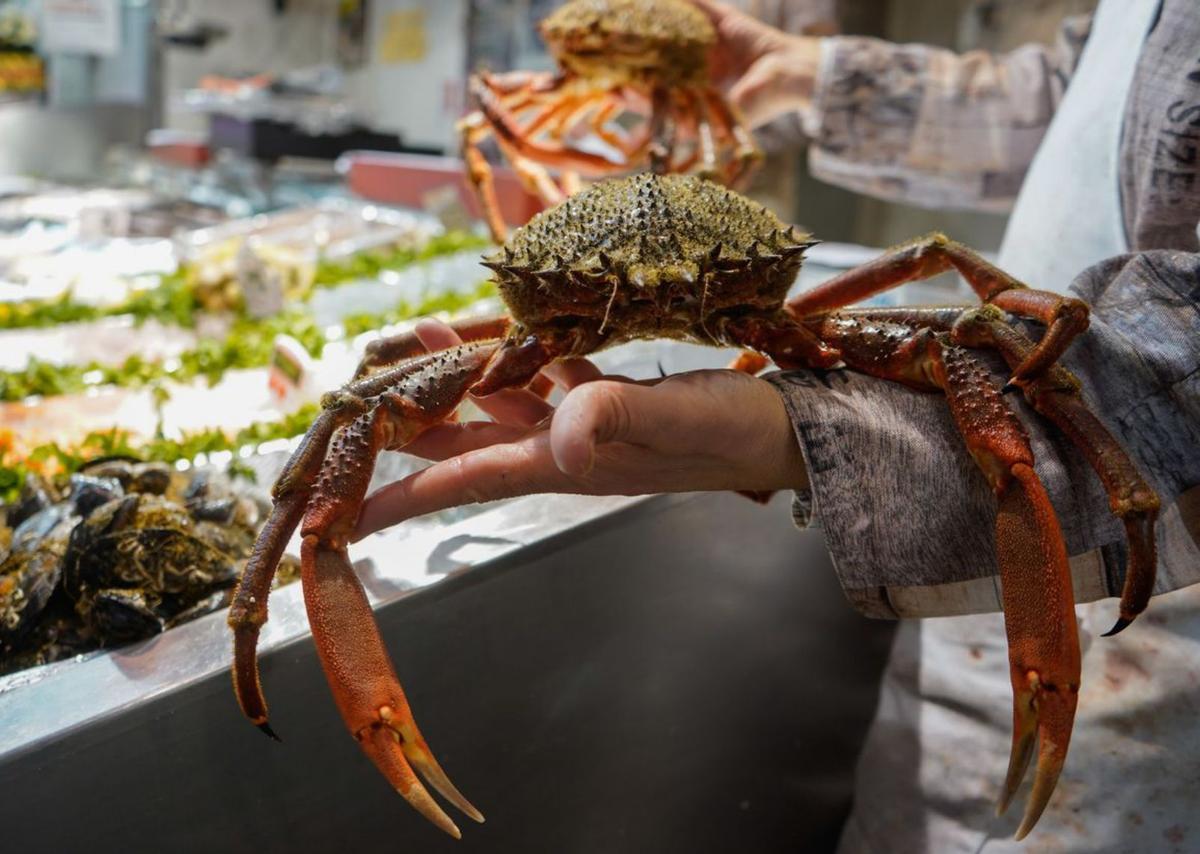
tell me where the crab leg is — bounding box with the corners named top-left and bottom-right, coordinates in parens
top-left (299, 341), bottom-right (501, 836)
top-left (355, 314), bottom-right (557, 402)
top-left (685, 88), bottom-right (718, 178)
top-left (355, 316), bottom-right (513, 379)
top-left (809, 315), bottom-right (1081, 839)
top-left (458, 112), bottom-right (511, 243)
top-left (229, 401), bottom-right (367, 736)
top-left (950, 308), bottom-right (1161, 633)
top-left (647, 85), bottom-right (678, 174)
top-left (230, 344), bottom-right (499, 741)
top-left (786, 234), bottom-right (1089, 388)
top-left (522, 92), bottom-right (586, 138)
top-left (587, 96), bottom-right (632, 154)
top-left (700, 86), bottom-right (762, 187)
top-left (469, 76), bottom-right (626, 176)
top-left (839, 304), bottom-right (1162, 633)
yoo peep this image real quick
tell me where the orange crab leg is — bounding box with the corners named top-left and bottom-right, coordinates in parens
top-left (355, 316), bottom-right (513, 379)
top-left (302, 538), bottom-right (483, 838)
top-left (700, 85), bottom-right (763, 187)
top-left (523, 93), bottom-right (585, 138)
top-left (355, 314), bottom-right (556, 400)
top-left (834, 304), bottom-right (1161, 634)
top-left (950, 308), bottom-right (1160, 633)
top-left (298, 341), bottom-right (501, 835)
top-left (229, 402), bottom-right (367, 736)
top-left (685, 88), bottom-right (718, 178)
top-left (786, 234), bottom-right (1089, 389)
top-left (230, 343), bottom-right (500, 741)
top-left (470, 76), bottom-right (624, 176)
top-left (647, 85), bottom-right (677, 174)
top-left (458, 112), bottom-right (511, 243)
top-left (807, 315), bottom-right (1081, 839)
top-left (587, 96), bottom-right (631, 153)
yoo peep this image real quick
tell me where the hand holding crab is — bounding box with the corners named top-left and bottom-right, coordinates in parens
top-left (459, 0), bottom-right (764, 242)
top-left (353, 319), bottom-right (808, 537)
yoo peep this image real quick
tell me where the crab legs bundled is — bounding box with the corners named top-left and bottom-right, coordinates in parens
top-left (229, 173), bottom-right (1158, 840)
top-left (459, 0), bottom-right (762, 242)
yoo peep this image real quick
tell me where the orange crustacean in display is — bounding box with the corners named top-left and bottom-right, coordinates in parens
top-left (458, 0), bottom-right (762, 242)
top-left (228, 173), bottom-right (1159, 840)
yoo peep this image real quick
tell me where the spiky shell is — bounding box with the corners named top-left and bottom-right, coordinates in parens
top-left (485, 173), bottom-right (813, 342)
top-left (541, 0), bottom-right (714, 45)
top-left (539, 0), bottom-right (714, 85)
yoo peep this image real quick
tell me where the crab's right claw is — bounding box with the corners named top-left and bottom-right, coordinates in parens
top-left (993, 463), bottom-right (1081, 840)
top-left (303, 538), bottom-right (484, 838)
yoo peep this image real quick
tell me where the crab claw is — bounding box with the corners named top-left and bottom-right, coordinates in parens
top-left (303, 538), bottom-right (485, 838)
top-left (999, 668), bottom-right (1078, 839)
top-left (993, 463), bottom-right (1080, 840)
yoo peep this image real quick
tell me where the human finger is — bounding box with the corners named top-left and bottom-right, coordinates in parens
top-left (548, 379), bottom-right (676, 475)
top-left (402, 421), bottom-right (532, 461)
top-left (542, 357), bottom-right (604, 390)
top-left (353, 433), bottom-right (577, 538)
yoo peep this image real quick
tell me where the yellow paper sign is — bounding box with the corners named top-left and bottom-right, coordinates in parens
top-left (378, 8), bottom-right (427, 63)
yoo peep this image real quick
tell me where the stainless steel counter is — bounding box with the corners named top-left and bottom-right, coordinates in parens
top-left (0, 490), bottom-right (894, 853)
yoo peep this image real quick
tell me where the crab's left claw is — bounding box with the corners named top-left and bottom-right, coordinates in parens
top-left (999, 666), bottom-right (1078, 839)
top-left (992, 463), bottom-right (1081, 840)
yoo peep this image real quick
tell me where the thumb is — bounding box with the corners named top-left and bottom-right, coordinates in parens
top-left (550, 380), bottom-right (658, 476)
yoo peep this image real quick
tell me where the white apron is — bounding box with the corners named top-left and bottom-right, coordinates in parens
top-left (837, 1), bottom-right (1200, 852)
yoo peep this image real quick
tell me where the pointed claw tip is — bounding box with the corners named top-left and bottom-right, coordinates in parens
top-left (995, 783), bottom-right (1018, 818)
top-left (1102, 616), bottom-right (1133, 637)
top-left (1001, 381), bottom-right (1019, 394)
top-left (256, 722), bottom-right (282, 742)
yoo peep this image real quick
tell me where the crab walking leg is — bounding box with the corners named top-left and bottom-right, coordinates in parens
top-left (811, 315), bottom-right (1081, 839)
top-left (786, 234), bottom-right (1089, 387)
top-left (470, 75), bottom-right (626, 176)
top-left (700, 86), bottom-right (763, 187)
top-left (229, 402), bottom-right (365, 736)
top-left (845, 304), bottom-right (1161, 632)
top-left (458, 112), bottom-right (510, 242)
top-left (661, 90), bottom-right (702, 174)
top-left (686, 88), bottom-right (718, 178)
top-left (952, 308), bottom-right (1161, 633)
top-left (230, 344), bottom-right (501, 741)
top-left (355, 316), bottom-right (513, 378)
top-left (302, 541), bottom-right (483, 838)
top-left (647, 85), bottom-right (678, 174)
top-left (523, 93), bottom-right (585, 138)
top-left (587, 96), bottom-right (631, 153)
top-left (355, 314), bottom-right (556, 400)
top-left (300, 342), bottom-right (500, 836)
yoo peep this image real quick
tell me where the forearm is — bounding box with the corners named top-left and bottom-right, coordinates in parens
top-left (769, 250), bottom-right (1200, 619)
top-left (801, 17), bottom-right (1091, 211)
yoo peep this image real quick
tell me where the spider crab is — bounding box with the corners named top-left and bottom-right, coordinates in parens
top-left (458, 0), bottom-right (762, 242)
top-left (229, 173), bottom-right (1159, 840)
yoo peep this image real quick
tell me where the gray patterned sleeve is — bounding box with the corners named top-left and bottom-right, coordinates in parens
top-left (802, 16), bottom-right (1091, 212)
top-left (765, 251), bottom-right (1200, 619)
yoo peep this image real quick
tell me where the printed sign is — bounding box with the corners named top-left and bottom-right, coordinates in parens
top-left (41, 0), bottom-right (120, 56)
